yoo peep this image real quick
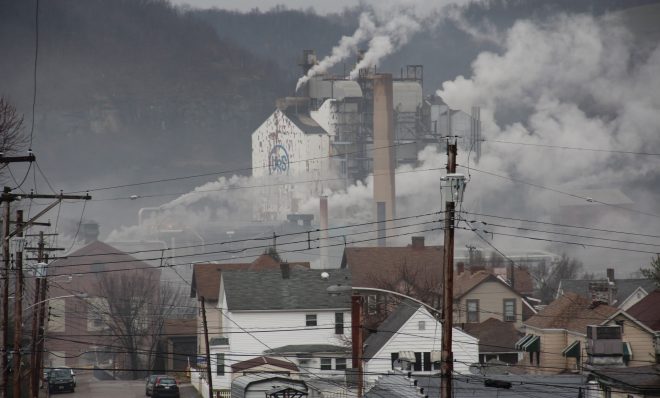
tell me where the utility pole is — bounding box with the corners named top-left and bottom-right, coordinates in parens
top-left (13, 210), bottom-right (24, 398)
top-left (1, 187), bottom-right (11, 398)
top-left (200, 297), bottom-right (213, 398)
top-left (351, 295), bottom-right (363, 397)
top-left (441, 140), bottom-right (457, 398)
top-left (35, 254), bottom-right (48, 398)
top-left (29, 232), bottom-right (44, 398)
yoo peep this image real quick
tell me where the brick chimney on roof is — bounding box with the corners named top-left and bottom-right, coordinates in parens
top-left (411, 236), bottom-right (425, 249)
top-left (457, 262), bottom-right (465, 275)
top-left (607, 268), bottom-right (615, 282)
top-left (280, 263), bottom-right (290, 279)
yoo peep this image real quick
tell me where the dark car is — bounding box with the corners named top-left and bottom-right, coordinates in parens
top-left (146, 374), bottom-right (167, 396)
top-left (152, 376), bottom-right (179, 398)
top-left (47, 368), bottom-right (75, 394)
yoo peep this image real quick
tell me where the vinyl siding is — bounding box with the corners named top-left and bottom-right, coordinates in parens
top-left (363, 307), bottom-right (478, 385)
top-left (605, 314), bottom-right (656, 367)
top-left (455, 280), bottom-right (524, 328)
top-left (223, 309), bottom-right (351, 356)
top-left (197, 299), bottom-right (223, 355)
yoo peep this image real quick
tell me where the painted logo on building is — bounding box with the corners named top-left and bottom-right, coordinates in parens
top-left (269, 144), bottom-right (289, 174)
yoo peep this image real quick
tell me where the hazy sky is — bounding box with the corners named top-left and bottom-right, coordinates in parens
top-left (169, 0), bottom-right (359, 14)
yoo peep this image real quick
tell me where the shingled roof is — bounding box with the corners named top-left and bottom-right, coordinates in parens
top-left (363, 301), bottom-right (420, 360)
top-left (222, 267), bottom-right (351, 311)
top-left (190, 255), bottom-right (310, 301)
top-left (626, 289), bottom-right (660, 331)
top-left (559, 278), bottom-right (656, 306)
top-left (525, 292), bottom-right (617, 334)
top-left (231, 356), bottom-right (299, 373)
top-left (462, 318), bottom-right (522, 354)
top-left (340, 237), bottom-right (443, 293)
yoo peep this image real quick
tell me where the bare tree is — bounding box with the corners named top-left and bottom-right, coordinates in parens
top-left (640, 254), bottom-right (660, 288)
top-left (95, 268), bottom-right (184, 379)
top-left (531, 253), bottom-right (583, 303)
top-left (367, 261), bottom-right (441, 331)
top-left (0, 97), bottom-right (29, 181)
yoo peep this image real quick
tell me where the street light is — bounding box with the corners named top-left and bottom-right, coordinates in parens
top-left (326, 285), bottom-right (440, 315)
top-left (24, 293), bottom-right (88, 311)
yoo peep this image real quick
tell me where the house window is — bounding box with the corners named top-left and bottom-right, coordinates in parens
top-left (306, 314), bottom-right (317, 327)
top-left (216, 353), bottom-right (224, 375)
top-left (391, 353), bottom-right (400, 370)
top-left (503, 299), bottom-right (516, 322)
top-left (335, 358), bottom-right (347, 370)
top-left (423, 352), bottom-right (432, 371)
top-left (335, 312), bottom-right (344, 334)
top-left (367, 295), bottom-right (378, 315)
top-left (320, 358), bottom-right (332, 370)
top-left (466, 299), bottom-right (479, 323)
top-left (418, 321), bottom-right (426, 330)
top-left (413, 352), bottom-right (422, 371)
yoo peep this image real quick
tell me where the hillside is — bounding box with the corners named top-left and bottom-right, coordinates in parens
top-left (0, 0), bottom-right (287, 190)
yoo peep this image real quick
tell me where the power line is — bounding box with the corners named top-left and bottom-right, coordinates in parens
top-left (458, 164), bottom-right (660, 219)
top-left (482, 139), bottom-right (660, 156)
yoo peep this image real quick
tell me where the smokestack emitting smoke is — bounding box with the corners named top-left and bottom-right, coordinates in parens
top-left (110, 9), bottom-right (659, 274)
top-left (319, 196), bottom-right (329, 268)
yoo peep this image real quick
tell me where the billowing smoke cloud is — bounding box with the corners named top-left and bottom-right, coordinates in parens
top-left (297, 0), bottom-right (474, 88)
top-left (110, 9), bottom-right (659, 273)
top-left (295, 13), bottom-right (376, 91)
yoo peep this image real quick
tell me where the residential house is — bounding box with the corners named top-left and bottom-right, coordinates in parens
top-left (209, 266), bottom-right (352, 392)
top-left (362, 301), bottom-right (478, 386)
top-left (340, 236), bottom-right (443, 317)
top-left (462, 317), bottom-right (523, 365)
top-left (519, 292), bottom-right (618, 374)
top-left (453, 269), bottom-right (535, 329)
top-left (588, 365), bottom-right (660, 398)
top-left (46, 239), bottom-right (158, 369)
top-left (601, 290), bottom-right (660, 367)
top-left (189, 254), bottom-right (309, 356)
top-left (158, 318), bottom-right (197, 372)
top-left (557, 268), bottom-right (656, 310)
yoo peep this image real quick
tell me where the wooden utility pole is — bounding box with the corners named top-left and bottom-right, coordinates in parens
top-left (351, 295), bottom-right (363, 397)
top-left (29, 232), bottom-right (45, 398)
top-left (13, 210), bottom-right (24, 398)
top-left (440, 140), bottom-right (457, 398)
top-left (1, 188), bottom-right (10, 398)
top-left (35, 255), bottom-right (48, 398)
top-left (200, 297), bottom-right (213, 398)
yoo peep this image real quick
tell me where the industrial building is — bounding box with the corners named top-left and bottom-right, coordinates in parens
top-left (252, 50), bottom-right (482, 227)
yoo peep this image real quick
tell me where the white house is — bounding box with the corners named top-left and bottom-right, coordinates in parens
top-left (213, 265), bottom-right (352, 390)
top-left (362, 302), bottom-right (479, 386)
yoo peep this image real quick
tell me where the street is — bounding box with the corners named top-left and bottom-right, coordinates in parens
top-left (43, 371), bottom-right (201, 398)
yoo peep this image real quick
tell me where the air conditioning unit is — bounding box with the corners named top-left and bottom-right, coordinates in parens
top-left (586, 325), bottom-right (624, 366)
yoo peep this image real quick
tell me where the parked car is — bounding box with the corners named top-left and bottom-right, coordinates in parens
top-left (151, 376), bottom-right (179, 398)
top-left (47, 368), bottom-right (75, 394)
top-left (146, 374), bottom-right (167, 396)
top-left (44, 367), bottom-right (76, 387)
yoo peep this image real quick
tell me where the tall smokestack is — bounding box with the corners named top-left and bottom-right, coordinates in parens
top-left (372, 74), bottom-right (396, 246)
top-left (320, 196), bottom-right (329, 269)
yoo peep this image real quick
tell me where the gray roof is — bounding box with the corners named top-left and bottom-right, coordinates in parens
top-left (231, 373), bottom-right (307, 398)
top-left (223, 268), bottom-right (351, 311)
top-left (365, 373), bottom-right (588, 398)
top-left (559, 278), bottom-right (657, 305)
top-left (591, 365), bottom-right (660, 394)
top-left (264, 344), bottom-right (349, 355)
top-left (363, 302), bottom-right (420, 360)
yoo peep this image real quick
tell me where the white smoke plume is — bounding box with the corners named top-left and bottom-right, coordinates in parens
top-left (295, 13), bottom-right (376, 91)
top-left (297, 0), bottom-right (475, 88)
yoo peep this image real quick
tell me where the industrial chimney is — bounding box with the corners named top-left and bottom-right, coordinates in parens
top-left (372, 74), bottom-right (396, 246)
top-left (319, 196), bottom-right (329, 269)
